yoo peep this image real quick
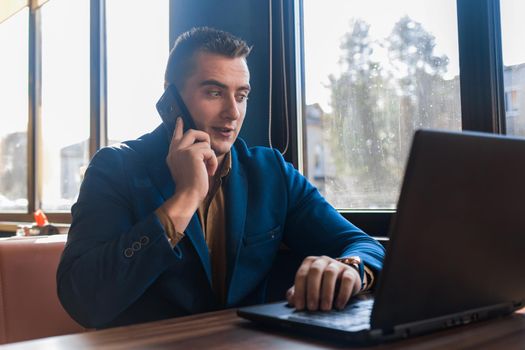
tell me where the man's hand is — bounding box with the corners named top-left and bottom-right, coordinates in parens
top-left (166, 117), bottom-right (218, 203)
top-left (286, 256), bottom-right (361, 311)
top-left (158, 117), bottom-right (218, 233)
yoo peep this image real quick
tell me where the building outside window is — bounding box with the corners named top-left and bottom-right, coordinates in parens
top-left (501, 0), bottom-right (525, 137)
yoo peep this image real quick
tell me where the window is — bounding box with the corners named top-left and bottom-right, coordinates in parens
top-left (0, 0), bottom-right (169, 222)
top-left (301, 0), bottom-right (461, 210)
top-left (0, 8), bottom-right (29, 212)
top-left (106, 0), bottom-right (169, 144)
top-left (501, 0), bottom-right (525, 136)
top-left (40, 0), bottom-right (90, 211)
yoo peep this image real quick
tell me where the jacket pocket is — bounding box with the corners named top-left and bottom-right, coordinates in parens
top-left (243, 225), bottom-right (282, 247)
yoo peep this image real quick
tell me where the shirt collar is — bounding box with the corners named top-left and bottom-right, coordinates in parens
top-left (219, 151), bottom-right (232, 179)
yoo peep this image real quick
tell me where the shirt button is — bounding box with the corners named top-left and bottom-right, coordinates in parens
top-left (124, 248), bottom-right (134, 258)
top-left (132, 242), bottom-right (142, 251)
top-left (139, 236), bottom-right (150, 245)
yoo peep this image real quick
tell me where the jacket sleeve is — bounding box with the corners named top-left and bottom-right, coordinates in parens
top-left (57, 147), bottom-right (177, 328)
top-left (273, 150), bottom-right (385, 275)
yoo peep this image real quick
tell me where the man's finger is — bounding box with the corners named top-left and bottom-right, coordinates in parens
top-left (173, 117), bottom-right (184, 142)
top-left (335, 268), bottom-right (360, 310)
top-left (306, 258), bottom-right (329, 311)
top-left (319, 262), bottom-right (342, 311)
top-left (203, 149), bottom-right (218, 176)
top-left (286, 286), bottom-right (295, 305)
top-left (293, 258), bottom-right (315, 310)
top-left (178, 129), bottom-right (211, 149)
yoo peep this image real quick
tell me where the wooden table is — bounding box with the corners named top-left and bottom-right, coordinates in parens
top-left (1, 308), bottom-right (525, 349)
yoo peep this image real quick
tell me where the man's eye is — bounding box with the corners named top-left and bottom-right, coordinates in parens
top-left (208, 90), bottom-right (221, 97)
top-left (237, 95), bottom-right (249, 102)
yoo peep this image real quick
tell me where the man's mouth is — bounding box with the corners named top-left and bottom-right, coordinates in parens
top-left (212, 127), bottom-right (235, 137)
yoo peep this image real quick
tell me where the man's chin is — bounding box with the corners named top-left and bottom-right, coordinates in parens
top-left (212, 143), bottom-right (233, 158)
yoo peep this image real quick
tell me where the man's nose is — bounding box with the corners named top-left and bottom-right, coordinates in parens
top-left (222, 95), bottom-right (241, 120)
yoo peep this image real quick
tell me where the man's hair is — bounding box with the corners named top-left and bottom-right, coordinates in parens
top-left (164, 27), bottom-right (251, 88)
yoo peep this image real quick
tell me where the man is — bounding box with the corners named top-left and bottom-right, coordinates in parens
top-left (57, 27), bottom-right (385, 329)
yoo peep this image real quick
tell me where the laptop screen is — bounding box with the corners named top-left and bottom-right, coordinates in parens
top-left (371, 129), bottom-right (525, 330)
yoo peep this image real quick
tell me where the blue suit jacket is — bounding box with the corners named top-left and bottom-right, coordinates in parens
top-left (57, 125), bottom-right (385, 328)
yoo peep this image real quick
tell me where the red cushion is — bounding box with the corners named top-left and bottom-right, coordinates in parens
top-left (0, 235), bottom-right (85, 344)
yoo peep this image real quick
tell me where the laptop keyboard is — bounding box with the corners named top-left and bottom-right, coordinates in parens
top-left (285, 298), bottom-right (373, 331)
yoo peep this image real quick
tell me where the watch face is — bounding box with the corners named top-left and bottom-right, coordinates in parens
top-left (337, 256), bottom-right (361, 266)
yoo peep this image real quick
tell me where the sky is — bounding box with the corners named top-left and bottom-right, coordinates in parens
top-left (500, 0), bottom-right (525, 66)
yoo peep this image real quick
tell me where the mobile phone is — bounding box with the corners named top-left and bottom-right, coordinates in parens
top-left (156, 84), bottom-right (197, 135)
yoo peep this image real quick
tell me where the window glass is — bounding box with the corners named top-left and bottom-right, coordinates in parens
top-left (106, 0), bottom-right (169, 144)
top-left (302, 0), bottom-right (461, 209)
top-left (0, 8), bottom-right (28, 212)
top-left (500, 0), bottom-right (525, 136)
top-left (41, 0), bottom-right (90, 211)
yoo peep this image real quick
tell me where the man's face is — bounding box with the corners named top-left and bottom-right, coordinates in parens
top-left (180, 52), bottom-right (251, 159)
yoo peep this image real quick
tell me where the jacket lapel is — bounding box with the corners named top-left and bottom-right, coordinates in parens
top-left (224, 147), bottom-right (248, 305)
top-left (184, 214), bottom-right (212, 285)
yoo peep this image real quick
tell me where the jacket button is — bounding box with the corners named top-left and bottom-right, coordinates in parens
top-left (132, 242), bottom-right (142, 251)
top-left (139, 236), bottom-right (150, 245)
top-left (124, 248), bottom-right (134, 258)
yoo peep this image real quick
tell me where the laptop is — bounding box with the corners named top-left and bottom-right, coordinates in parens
top-left (237, 129), bottom-right (525, 344)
